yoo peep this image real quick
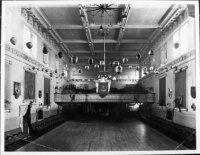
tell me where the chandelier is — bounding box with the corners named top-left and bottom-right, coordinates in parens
top-left (86, 4), bottom-right (120, 33)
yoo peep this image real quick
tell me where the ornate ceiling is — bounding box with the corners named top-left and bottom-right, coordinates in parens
top-left (30, 3), bottom-right (188, 67)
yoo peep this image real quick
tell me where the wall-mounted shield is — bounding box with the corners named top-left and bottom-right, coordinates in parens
top-left (98, 82), bottom-right (109, 98)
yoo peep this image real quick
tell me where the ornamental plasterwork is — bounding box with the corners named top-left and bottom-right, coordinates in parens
top-left (5, 44), bottom-right (54, 73)
top-left (14, 7), bottom-right (61, 56)
top-left (144, 7), bottom-right (190, 60)
top-left (28, 15), bottom-right (33, 26)
top-left (33, 21), bottom-right (38, 31)
top-left (141, 49), bottom-right (195, 80)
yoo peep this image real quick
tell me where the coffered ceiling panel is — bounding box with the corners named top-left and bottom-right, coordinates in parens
top-left (94, 43), bottom-right (116, 51)
top-left (41, 6), bottom-right (82, 25)
top-left (127, 4), bottom-right (172, 25)
top-left (119, 43), bottom-right (144, 51)
top-left (123, 29), bottom-right (155, 39)
top-left (66, 43), bottom-right (90, 51)
top-left (56, 29), bottom-right (87, 40)
top-left (91, 29), bottom-right (119, 40)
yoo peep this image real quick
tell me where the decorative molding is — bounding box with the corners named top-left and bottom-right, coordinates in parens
top-left (23, 66), bottom-right (37, 74)
top-left (141, 6), bottom-right (189, 62)
top-left (66, 78), bottom-right (139, 83)
top-left (43, 74), bottom-right (52, 80)
top-left (141, 49), bottom-right (194, 80)
top-left (13, 7), bottom-right (63, 57)
top-left (5, 44), bottom-right (57, 74)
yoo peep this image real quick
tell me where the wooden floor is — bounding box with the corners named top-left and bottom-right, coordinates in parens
top-left (17, 118), bottom-right (188, 151)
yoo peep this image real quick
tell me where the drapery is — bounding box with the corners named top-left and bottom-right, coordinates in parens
top-left (44, 77), bottom-right (50, 106)
top-left (25, 70), bottom-right (35, 99)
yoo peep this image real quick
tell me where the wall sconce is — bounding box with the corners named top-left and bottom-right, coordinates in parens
top-left (191, 103), bottom-right (196, 111)
top-left (168, 88), bottom-right (172, 99)
top-left (38, 90), bottom-right (42, 98)
top-left (154, 70), bottom-right (159, 74)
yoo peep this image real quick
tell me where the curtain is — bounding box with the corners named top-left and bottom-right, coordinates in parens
top-left (175, 70), bottom-right (186, 108)
top-left (159, 77), bottom-right (166, 105)
top-left (44, 77), bottom-right (50, 106)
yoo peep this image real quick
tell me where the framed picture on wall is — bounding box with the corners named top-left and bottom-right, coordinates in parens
top-left (13, 81), bottom-right (21, 99)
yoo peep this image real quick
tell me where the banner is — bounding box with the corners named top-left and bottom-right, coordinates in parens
top-left (98, 82), bottom-right (109, 98)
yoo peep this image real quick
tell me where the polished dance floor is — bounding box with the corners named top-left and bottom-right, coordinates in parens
top-left (17, 118), bottom-right (188, 151)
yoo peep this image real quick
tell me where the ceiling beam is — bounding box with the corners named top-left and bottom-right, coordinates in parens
top-left (70, 50), bottom-right (139, 54)
top-left (62, 39), bottom-right (149, 44)
top-left (79, 4), bottom-right (94, 54)
top-left (115, 4), bottom-right (131, 52)
top-left (51, 24), bottom-right (160, 29)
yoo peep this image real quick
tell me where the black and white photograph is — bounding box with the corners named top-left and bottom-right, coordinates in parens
top-left (1, 0), bottom-right (199, 154)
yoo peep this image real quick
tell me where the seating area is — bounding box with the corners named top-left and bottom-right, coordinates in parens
top-left (5, 127), bottom-right (28, 150)
top-left (141, 114), bottom-right (196, 144)
top-left (5, 115), bottom-right (64, 151)
top-left (31, 115), bottom-right (64, 133)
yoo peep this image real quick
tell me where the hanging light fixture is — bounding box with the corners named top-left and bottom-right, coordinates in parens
top-left (86, 4), bottom-right (120, 34)
top-left (88, 57), bottom-right (94, 65)
top-left (154, 69), bottom-right (159, 74)
top-left (71, 55), bottom-right (78, 64)
top-left (149, 67), bottom-right (154, 71)
top-left (136, 53), bottom-right (141, 60)
top-left (136, 66), bottom-right (140, 71)
top-left (85, 66), bottom-right (89, 70)
top-left (113, 61), bottom-right (120, 66)
top-left (78, 69), bottom-right (82, 73)
top-left (122, 57), bottom-right (128, 63)
top-left (43, 44), bottom-right (48, 54)
top-left (109, 62), bottom-right (113, 67)
top-left (100, 60), bottom-right (105, 66)
top-left (148, 50), bottom-right (154, 56)
top-left (58, 52), bottom-right (62, 58)
top-left (115, 65), bottom-right (123, 74)
top-left (94, 64), bottom-right (99, 68)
